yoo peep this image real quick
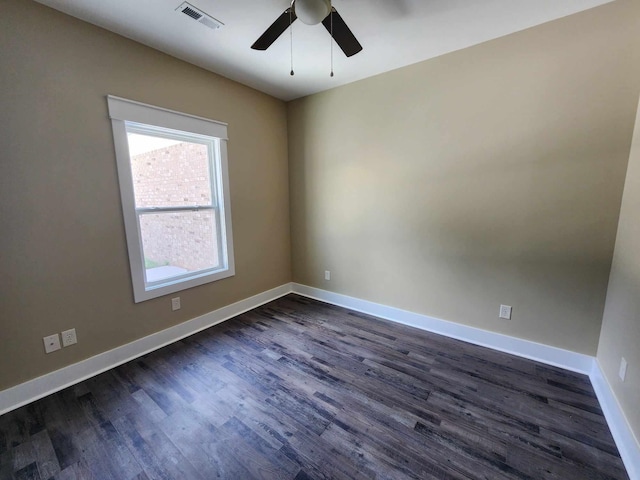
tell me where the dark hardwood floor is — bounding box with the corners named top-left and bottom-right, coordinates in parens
top-left (0, 294), bottom-right (628, 480)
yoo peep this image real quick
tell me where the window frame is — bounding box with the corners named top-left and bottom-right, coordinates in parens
top-left (107, 95), bottom-right (235, 303)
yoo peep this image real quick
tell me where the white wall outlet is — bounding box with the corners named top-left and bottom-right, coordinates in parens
top-left (171, 297), bottom-right (181, 311)
top-left (43, 334), bottom-right (61, 354)
top-left (61, 328), bottom-right (77, 347)
top-left (325, 270), bottom-right (331, 281)
top-left (499, 304), bottom-right (512, 320)
top-left (619, 357), bottom-right (628, 382)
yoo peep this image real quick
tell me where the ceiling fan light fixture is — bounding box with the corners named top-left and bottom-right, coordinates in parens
top-left (294, 0), bottom-right (331, 25)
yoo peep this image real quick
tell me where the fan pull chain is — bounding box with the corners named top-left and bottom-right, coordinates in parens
top-left (290, 7), bottom-right (294, 76)
top-left (330, 8), bottom-right (334, 77)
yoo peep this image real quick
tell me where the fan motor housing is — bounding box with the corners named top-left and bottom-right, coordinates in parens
top-left (294, 0), bottom-right (331, 25)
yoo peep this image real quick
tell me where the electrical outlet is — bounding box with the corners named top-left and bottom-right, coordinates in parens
top-left (172, 297), bottom-right (181, 311)
top-left (43, 334), bottom-right (61, 354)
top-left (61, 328), bottom-right (77, 347)
top-left (499, 304), bottom-right (512, 320)
top-left (325, 270), bottom-right (331, 281)
top-left (619, 357), bottom-right (628, 382)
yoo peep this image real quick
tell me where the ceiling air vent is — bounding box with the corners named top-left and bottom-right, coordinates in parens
top-left (176, 2), bottom-right (224, 30)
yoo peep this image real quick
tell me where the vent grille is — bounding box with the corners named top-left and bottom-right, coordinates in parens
top-left (176, 2), bottom-right (223, 30)
top-left (199, 16), bottom-right (220, 30)
top-left (181, 6), bottom-right (202, 20)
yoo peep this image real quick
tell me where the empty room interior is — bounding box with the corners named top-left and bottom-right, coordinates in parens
top-left (1, 0), bottom-right (640, 478)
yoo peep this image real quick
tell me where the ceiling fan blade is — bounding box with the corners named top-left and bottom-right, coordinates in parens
top-left (251, 8), bottom-right (297, 50)
top-left (322, 8), bottom-right (363, 57)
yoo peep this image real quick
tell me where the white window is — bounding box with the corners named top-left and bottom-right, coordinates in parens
top-left (107, 96), bottom-right (234, 302)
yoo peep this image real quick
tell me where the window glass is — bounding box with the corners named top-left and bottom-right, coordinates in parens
top-left (139, 210), bottom-right (220, 283)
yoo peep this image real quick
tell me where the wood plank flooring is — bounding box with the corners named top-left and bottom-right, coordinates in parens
top-left (0, 294), bottom-right (628, 479)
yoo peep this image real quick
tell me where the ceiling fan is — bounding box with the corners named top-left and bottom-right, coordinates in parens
top-left (251, 0), bottom-right (363, 58)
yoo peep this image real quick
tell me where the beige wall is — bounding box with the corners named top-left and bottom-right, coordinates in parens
top-left (0, 0), bottom-right (291, 390)
top-left (288, 0), bottom-right (640, 354)
top-left (598, 96), bottom-right (640, 444)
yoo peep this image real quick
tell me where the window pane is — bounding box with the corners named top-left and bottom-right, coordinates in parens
top-left (127, 132), bottom-right (213, 208)
top-left (139, 210), bottom-right (220, 283)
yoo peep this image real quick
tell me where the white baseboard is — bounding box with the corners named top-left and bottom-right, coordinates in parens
top-left (2, 281), bottom-right (638, 480)
top-left (292, 283), bottom-right (593, 374)
top-left (291, 283), bottom-right (640, 479)
top-left (0, 283), bottom-right (293, 416)
top-left (590, 360), bottom-right (640, 480)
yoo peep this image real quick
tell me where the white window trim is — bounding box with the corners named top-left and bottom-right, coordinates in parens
top-left (107, 95), bottom-right (235, 303)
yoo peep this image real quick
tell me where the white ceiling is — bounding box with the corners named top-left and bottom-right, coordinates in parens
top-left (34, 0), bottom-right (615, 101)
